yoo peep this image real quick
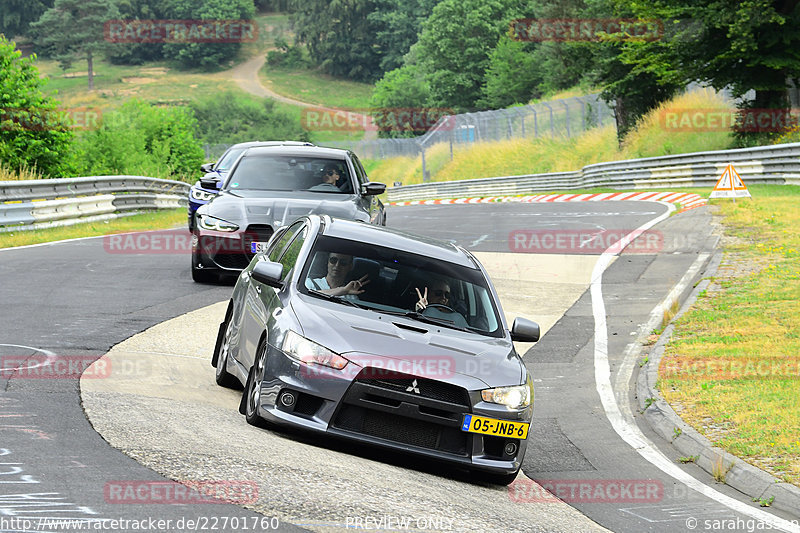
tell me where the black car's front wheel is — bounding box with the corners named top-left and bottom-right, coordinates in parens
top-left (244, 341), bottom-right (269, 428)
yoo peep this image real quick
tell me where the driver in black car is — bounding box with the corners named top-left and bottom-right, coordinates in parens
top-left (414, 278), bottom-right (469, 328)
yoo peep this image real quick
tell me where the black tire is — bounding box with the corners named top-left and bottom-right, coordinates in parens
top-left (214, 317), bottom-right (239, 388)
top-left (243, 342), bottom-right (269, 428)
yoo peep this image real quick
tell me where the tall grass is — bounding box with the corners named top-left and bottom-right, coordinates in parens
top-left (0, 163), bottom-right (45, 181)
top-left (366, 89), bottom-right (736, 186)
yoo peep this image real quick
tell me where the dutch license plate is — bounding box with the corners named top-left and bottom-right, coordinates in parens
top-left (461, 414), bottom-right (529, 439)
top-left (250, 242), bottom-right (268, 254)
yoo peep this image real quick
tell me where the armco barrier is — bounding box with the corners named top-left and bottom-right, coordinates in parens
top-left (0, 176), bottom-right (190, 232)
top-left (387, 142), bottom-right (800, 202)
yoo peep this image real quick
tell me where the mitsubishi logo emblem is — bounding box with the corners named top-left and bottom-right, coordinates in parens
top-left (406, 379), bottom-right (420, 394)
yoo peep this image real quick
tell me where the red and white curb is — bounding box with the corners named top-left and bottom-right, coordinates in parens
top-left (389, 191), bottom-right (707, 213)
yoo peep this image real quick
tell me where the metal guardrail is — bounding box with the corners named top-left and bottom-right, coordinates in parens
top-left (387, 142), bottom-right (800, 202)
top-left (0, 176), bottom-right (190, 232)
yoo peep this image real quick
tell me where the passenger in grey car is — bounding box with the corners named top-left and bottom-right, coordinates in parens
top-left (305, 252), bottom-right (369, 297)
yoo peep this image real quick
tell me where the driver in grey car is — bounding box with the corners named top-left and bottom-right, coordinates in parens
top-left (414, 278), bottom-right (469, 328)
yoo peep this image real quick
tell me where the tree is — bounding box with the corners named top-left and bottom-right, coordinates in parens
top-left (615, 0), bottom-right (800, 143)
top-left (161, 0), bottom-right (256, 70)
top-left (31, 0), bottom-right (119, 91)
top-left (290, 0), bottom-right (382, 82)
top-left (480, 35), bottom-right (542, 108)
top-left (0, 35), bottom-right (74, 176)
top-left (367, 0), bottom-right (438, 73)
top-left (413, 0), bottom-right (524, 110)
top-left (0, 0), bottom-right (54, 38)
top-left (369, 63), bottom-right (432, 137)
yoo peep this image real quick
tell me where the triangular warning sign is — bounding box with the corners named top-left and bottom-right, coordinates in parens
top-left (710, 164), bottom-right (751, 198)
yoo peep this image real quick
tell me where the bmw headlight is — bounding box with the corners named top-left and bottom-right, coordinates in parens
top-left (191, 188), bottom-right (217, 201)
top-left (281, 330), bottom-right (348, 370)
top-left (481, 376), bottom-right (533, 409)
top-left (197, 214), bottom-right (239, 232)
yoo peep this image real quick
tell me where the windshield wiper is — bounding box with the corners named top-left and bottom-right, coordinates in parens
top-left (380, 309), bottom-right (471, 332)
top-left (307, 289), bottom-right (371, 310)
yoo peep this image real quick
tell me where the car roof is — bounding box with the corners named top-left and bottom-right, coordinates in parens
top-left (318, 217), bottom-right (478, 269)
top-left (241, 145), bottom-right (351, 159)
top-left (228, 141), bottom-right (315, 150)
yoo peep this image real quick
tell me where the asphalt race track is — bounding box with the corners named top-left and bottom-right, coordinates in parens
top-left (2, 201), bottom-right (800, 533)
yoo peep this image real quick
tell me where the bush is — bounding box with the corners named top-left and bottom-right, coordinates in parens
top-left (0, 35), bottom-right (75, 177)
top-left (266, 36), bottom-right (308, 68)
top-left (190, 91), bottom-right (309, 145)
top-left (75, 100), bottom-right (205, 181)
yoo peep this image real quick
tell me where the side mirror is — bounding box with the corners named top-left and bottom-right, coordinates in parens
top-left (510, 317), bottom-right (540, 343)
top-left (251, 260), bottom-right (284, 288)
top-left (199, 178), bottom-right (221, 190)
top-left (361, 182), bottom-right (386, 196)
top-left (200, 162), bottom-right (214, 173)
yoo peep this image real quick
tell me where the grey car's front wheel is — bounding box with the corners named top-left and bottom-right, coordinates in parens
top-left (214, 318), bottom-right (239, 388)
top-left (244, 342), bottom-right (269, 428)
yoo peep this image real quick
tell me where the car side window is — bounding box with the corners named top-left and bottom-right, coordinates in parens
top-left (277, 224), bottom-right (308, 282)
top-left (351, 155), bottom-right (369, 186)
top-left (267, 221), bottom-right (304, 262)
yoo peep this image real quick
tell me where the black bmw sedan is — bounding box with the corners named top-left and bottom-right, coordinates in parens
top-left (191, 144), bottom-right (385, 282)
top-left (211, 215), bottom-right (541, 484)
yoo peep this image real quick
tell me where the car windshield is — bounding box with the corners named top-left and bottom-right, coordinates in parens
top-left (299, 235), bottom-right (503, 337)
top-left (215, 147), bottom-right (246, 172)
top-left (225, 155), bottom-right (353, 193)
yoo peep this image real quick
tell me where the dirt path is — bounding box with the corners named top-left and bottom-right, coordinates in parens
top-left (224, 54), bottom-right (377, 141)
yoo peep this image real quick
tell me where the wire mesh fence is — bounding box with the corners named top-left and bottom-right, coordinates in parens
top-left (202, 94), bottom-right (615, 182)
top-left (324, 94), bottom-right (614, 181)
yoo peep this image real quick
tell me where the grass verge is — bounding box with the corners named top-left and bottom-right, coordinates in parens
top-left (658, 185), bottom-right (800, 487)
top-left (0, 209), bottom-right (186, 249)
top-left (259, 63), bottom-right (374, 110)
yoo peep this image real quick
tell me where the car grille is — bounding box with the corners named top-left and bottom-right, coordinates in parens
top-left (331, 370), bottom-right (471, 456)
top-left (209, 224), bottom-right (274, 271)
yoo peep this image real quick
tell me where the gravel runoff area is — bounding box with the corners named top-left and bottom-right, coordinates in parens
top-left (81, 252), bottom-right (609, 533)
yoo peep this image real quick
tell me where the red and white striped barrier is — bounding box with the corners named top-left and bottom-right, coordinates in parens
top-left (388, 191), bottom-right (707, 213)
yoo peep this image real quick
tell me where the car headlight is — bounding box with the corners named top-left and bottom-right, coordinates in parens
top-left (481, 376), bottom-right (533, 409)
top-left (191, 188), bottom-right (217, 201)
top-left (197, 214), bottom-right (239, 232)
top-left (281, 330), bottom-right (348, 370)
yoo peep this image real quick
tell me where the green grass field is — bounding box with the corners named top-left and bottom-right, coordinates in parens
top-left (659, 185), bottom-right (800, 486)
top-left (0, 209), bottom-right (186, 248)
